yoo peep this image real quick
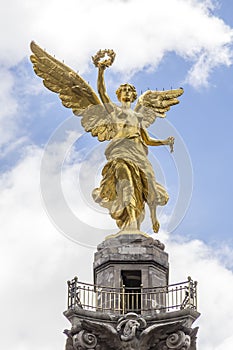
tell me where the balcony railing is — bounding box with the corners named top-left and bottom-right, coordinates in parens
top-left (67, 276), bottom-right (197, 315)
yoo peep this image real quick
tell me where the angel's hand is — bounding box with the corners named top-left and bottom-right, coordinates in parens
top-left (166, 136), bottom-right (175, 153)
top-left (98, 61), bottom-right (109, 70)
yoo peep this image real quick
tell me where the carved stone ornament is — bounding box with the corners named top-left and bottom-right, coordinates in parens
top-left (117, 312), bottom-right (147, 341)
top-left (64, 326), bottom-right (98, 350)
top-left (157, 330), bottom-right (191, 350)
top-left (73, 330), bottom-right (97, 350)
top-left (166, 331), bottom-right (191, 349)
top-left (64, 316), bottom-right (197, 350)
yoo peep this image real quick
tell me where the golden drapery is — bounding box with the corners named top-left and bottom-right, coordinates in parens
top-left (92, 135), bottom-right (169, 231)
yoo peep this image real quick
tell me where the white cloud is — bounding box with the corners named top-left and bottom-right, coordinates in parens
top-left (1, 147), bottom-right (233, 350)
top-left (0, 0), bottom-right (232, 86)
top-left (160, 233), bottom-right (233, 349)
top-left (0, 146), bottom-right (94, 350)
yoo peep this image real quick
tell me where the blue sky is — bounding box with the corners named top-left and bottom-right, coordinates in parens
top-left (1, 1), bottom-right (233, 349)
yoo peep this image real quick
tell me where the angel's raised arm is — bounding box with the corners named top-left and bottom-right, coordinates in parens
top-left (97, 64), bottom-right (111, 105)
top-left (92, 49), bottom-right (115, 112)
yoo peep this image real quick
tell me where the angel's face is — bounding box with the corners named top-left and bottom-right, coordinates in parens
top-left (120, 85), bottom-right (134, 103)
top-left (116, 83), bottom-right (137, 103)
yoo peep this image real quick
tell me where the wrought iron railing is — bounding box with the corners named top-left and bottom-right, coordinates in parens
top-left (67, 276), bottom-right (197, 314)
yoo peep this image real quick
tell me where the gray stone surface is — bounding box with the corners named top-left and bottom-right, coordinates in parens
top-left (64, 306), bottom-right (200, 328)
top-left (64, 308), bottom-right (200, 350)
top-left (94, 234), bottom-right (169, 289)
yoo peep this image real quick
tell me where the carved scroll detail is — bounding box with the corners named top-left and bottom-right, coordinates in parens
top-left (73, 330), bottom-right (97, 350)
top-left (155, 330), bottom-right (191, 350)
top-left (166, 331), bottom-right (191, 349)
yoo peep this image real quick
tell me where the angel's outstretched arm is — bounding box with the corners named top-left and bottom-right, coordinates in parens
top-left (140, 126), bottom-right (174, 152)
top-left (97, 65), bottom-right (111, 103)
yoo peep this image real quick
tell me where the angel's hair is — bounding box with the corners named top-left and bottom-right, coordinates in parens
top-left (116, 83), bottom-right (137, 102)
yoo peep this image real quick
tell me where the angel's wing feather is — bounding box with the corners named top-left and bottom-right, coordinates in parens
top-left (30, 41), bottom-right (119, 141)
top-left (30, 41), bottom-right (101, 115)
top-left (81, 104), bottom-right (118, 141)
top-left (135, 88), bottom-right (184, 128)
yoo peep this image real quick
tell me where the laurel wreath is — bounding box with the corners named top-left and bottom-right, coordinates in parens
top-left (92, 49), bottom-right (116, 68)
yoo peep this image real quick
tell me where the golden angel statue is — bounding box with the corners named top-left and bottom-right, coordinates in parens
top-left (30, 42), bottom-right (183, 233)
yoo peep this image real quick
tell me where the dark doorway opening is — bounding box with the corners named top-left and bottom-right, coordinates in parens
top-left (121, 270), bottom-right (142, 313)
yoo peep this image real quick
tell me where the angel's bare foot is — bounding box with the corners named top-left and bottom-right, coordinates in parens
top-left (149, 203), bottom-right (160, 233)
top-left (153, 220), bottom-right (160, 233)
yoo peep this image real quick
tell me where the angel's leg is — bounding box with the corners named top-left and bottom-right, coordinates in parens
top-left (136, 209), bottom-right (145, 230)
top-left (148, 203), bottom-right (160, 233)
top-left (115, 161), bottom-right (138, 230)
top-left (121, 205), bottom-right (138, 231)
top-left (145, 177), bottom-right (163, 233)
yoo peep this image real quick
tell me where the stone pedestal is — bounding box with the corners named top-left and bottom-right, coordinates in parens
top-left (64, 232), bottom-right (200, 350)
top-left (94, 232), bottom-right (169, 289)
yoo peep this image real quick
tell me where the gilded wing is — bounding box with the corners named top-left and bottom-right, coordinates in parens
top-left (81, 104), bottom-right (118, 141)
top-left (30, 41), bottom-right (118, 141)
top-left (30, 41), bottom-right (101, 115)
top-left (134, 88), bottom-right (184, 128)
